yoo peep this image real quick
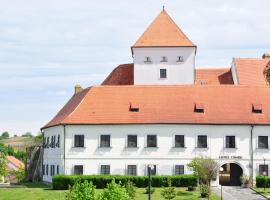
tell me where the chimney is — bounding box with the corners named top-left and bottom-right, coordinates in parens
top-left (74, 84), bottom-right (82, 94)
top-left (262, 53), bottom-right (270, 59)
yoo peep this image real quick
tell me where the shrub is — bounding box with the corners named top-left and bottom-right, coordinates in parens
top-left (65, 180), bottom-right (96, 200)
top-left (98, 180), bottom-right (129, 200)
top-left (161, 179), bottom-right (176, 200)
top-left (52, 174), bottom-right (197, 190)
top-left (124, 181), bottom-right (136, 200)
top-left (200, 184), bottom-right (209, 198)
top-left (11, 166), bottom-right (26, 183)
top-left (145, 187), bottom-right (155, 194)
top-left (256, 176), bottom-right (270, 188)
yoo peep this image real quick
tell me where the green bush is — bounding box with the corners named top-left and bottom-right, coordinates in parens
top-left (161, 179), bottom-right (176, 200)
top-left (52, 174), bottom-right (197, 190)
top-left (124, 181), bottom-right (136, 200)
top-left (256, 176), bottom-right (270, 188)
top-left (144, 187), bottom-right (155, 194)
top-left (65, 180), bottom-right (96, 200)
top-left (98, 180), bottom-right (129, 200)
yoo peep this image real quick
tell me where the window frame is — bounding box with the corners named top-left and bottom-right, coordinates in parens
top-left (100, 135), bottom-right (111, 148)
top-left (126, 164), bottom-right (137, 176)
top-left (146, 135), bottom-right (158, 148)
top-left (174, 165), bottom-right (185, 175)
top-left (174, 134), bottom-right (185, 148)
top-left (74, 134), bottom-right (85, 148)
top-left (225, 135), bottom-right (236, 149)
top-left (74, 165), bottom-right (84, 175)
top-left (259, 164), bottom-right (269, 176)
top-left (146, 164), bottom-right (157, 176)
top-left (197, 135), bottom-right (208, 148)
top-left (127, 135), bottom-right (138, 148)
top-left (258, 136), bottom-right (269, 149)
top-left (159, 68), bottom-right (167, 79)
top-left (100, 165), bottom-right (111, 175)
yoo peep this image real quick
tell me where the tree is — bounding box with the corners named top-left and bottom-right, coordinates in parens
top-left (0, 132), bottom-right (9, 140)
top-left (124, 181), bottom-right (136, 200)
top-left (263, 61), bottom-right (270, 84)
top-left (0, 152), bottom-right (8, 183)
top-left (188, 157), bottom-right (219, 200)
top-left (22, 132), bottom-right (33, 137)
top-left (161, 179), bottom-right (176, 200)
top-left (99, 180), bottom-right (129, 200)
top-left (11, 166), bottom-right (26, 183)
top-left (65, 180), bottom-right (96, 200)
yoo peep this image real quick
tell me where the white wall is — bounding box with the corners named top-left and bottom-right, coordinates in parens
top-left (133, 47), bottom-right (196, 85)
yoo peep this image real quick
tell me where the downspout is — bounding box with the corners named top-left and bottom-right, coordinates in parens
top-left (63, 125), bottom-right (66, 175)
top-left (250, 125), bottom-right (254, 187)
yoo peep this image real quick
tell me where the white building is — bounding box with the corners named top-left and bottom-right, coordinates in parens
top-left (42, 9), bottom-right (270, 186)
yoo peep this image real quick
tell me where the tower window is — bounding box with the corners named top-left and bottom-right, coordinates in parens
top-left (160, 69), bottom-right (167, 78)
top-left (161, 56), bottom-right (168, 62)
top-left (144, 57), bottom-right (151, 63)
top-left (177, 56), bottom-right (184, 62)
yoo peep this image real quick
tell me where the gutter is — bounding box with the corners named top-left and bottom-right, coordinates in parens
top-left (63, 125), bottom-right (66, 175)
top-left (250, 125), bottom-right (254, 187)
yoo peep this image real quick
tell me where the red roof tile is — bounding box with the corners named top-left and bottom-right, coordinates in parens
top-left (7, 156), bottom-right (24, 169)
top-left (132, 10), bottom-right (195, 48)
top-left (102, 64), bottom-right (133, 85)
top-left (195, 68), bottom-right (234, 85)
top-left (42, 85), bottom-right (270, 129)
top-left (234, 58), bottom-right (270, 85)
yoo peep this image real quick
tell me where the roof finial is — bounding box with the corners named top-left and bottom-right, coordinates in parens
top-left (163, 5), bottom-right (165, 11)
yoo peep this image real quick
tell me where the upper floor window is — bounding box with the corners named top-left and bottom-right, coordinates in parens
top-left (259, 164), bottom-right (268, 176)
top-left (147, 135), bottom-right (157, 147)
top-left (197, 135), bottom-right (207, 148)
top-left (175, 135), bottom-right (185, 148)
top-left (175, 165), bottom-right (184, 175)
top-left (225, 136), bottom-right (236, 148)
top-left (177, 56), bottom-right (184, 62)
top-left (100, 135), bottom-right (111, 148)
top-left (160, 69), bottom-right (167, 78)
top-left (46, 137), bottom-right (49, 148)
top-left (258, 136), bottom-right (268, 149)
top-left (74, 135), bottom-right (84, 148)
top-left (56, 135), bottom-right (60, 148)
top-left (74, 165), bottom-right (83, 175)
top-left (161, 56), bottom-right (168, 62)
top-left (100, 165), bottom-right (110, 175)
top-left (127, 165), bottom-right (137, 176)
top-left (144, 57), bottom-right (151, 63)
top-left (127, 135), bottom-right (137, 148)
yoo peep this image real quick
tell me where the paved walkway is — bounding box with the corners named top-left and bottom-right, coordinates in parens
top-left (212, 186), bottom-right (267, 200)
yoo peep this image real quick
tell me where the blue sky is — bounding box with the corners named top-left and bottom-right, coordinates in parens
top-left (1, 0), bottom-right (270, 135)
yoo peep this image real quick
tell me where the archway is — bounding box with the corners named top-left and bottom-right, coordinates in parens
top-left (219, 163), bottom-right (243, 186)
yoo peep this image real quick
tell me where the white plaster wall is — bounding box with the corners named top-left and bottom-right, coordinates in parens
top-left (133, 47), bottom-right (196, 85)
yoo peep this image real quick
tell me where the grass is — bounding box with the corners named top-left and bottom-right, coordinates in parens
top-left (253, 187), bottom-right (270, 197)
top-left (0, 182), bottom-right (220, 200)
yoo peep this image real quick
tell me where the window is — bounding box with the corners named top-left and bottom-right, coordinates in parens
top-left (147, 135), bottom-right (157, 147)
top-left (160, 69), bottom-right (167, 78)
top-left (194, 104), bottom-right (204, 113)
top-left (74, 135), bottom-right (84, 147)
top-left (259, 165), bottom-right (268, 176)
top-left (57, 165), bottom-right (59, 174)
top-left (129, 102), bottom-right (139, 112)
top-left (51, 165), bottom-right (55, 176)
top-left (226, 136), bottom-right (236, 148)
top-left (53, 135), bottom-right (56, 148)
top-left (147, 165), bottom-right (157, 175)
top-left (42, 165), bottom-right (45, 175)
top-left (74, 165), bottom-right (83, 175)
top-left (56, 135), bottom-right (60, 148)
top-left (100, 165), bottom-right (110, 175)
top-left (175, 165), bottom-right (184, 175)
top-left (127, 135), bottom-right (137, 148)
top-left (50, 136), bottom-right (53, 148)
top-left (177, 56), bottom-right (184, 62)
top-left (127, 165), bottom-right (137, 176)
top-left (100, 135), bottom-right (111, 148)
top-left (144, 57), bottom-right (151, 63)
top-left (46, 164), bottom-right (48, 175)
top-left (161, 56), bottom-right (168, 62)
top-left (258, 136), bottom-right (268, 149)
top-left (252, 104), bottom-right (262, 114)
top-left (197, 135), bottom-right (207, 148)
top-left (47, 137), bottom-right (49, 148)
top-left (175, 135), bottom-right (185, 148)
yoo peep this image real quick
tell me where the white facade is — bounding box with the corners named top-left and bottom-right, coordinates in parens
top-left (43, 124), bottom-right (270, 185)
top-left (133, 47), bottom-right (196, 85)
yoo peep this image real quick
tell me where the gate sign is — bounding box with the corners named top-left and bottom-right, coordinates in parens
top-left (219, 156), bottom-right (242, 159)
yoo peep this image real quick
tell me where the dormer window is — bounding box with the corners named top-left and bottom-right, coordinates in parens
top-left (144, 57), bottom-right (151, 63)
top-left (252, 104), bottom-right (262, 114)
top-left (161, 56), bottom-right (168, 62)
top-left (177, 56), bottom-right (184, 62)
top-left (194, 103), bottom-right (204, 113)
top-left (200, 80), bottom-right (207, 85)
top-left (130, 102), bottom-right (139, 112)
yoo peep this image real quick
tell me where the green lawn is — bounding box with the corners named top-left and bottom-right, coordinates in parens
top-left (0, 183), bottom-right (220, 200)
top-left (252, 187), bottom-right (270, 197)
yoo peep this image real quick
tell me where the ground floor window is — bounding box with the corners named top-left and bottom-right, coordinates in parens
top-left (175, 165), bottom-right (184, 175)
top-left (74, 165), bottom-right (84, 175)
top-left (147, 165), bottom-right (157, 175)
top-left (50, 165), bottom-right (55, 176)
top-left (46, 164), bottom-right (48, 175)
top-left (100, 165), bottom-right (110, 175)
top-left (259, 164), bottom-right (268, 176)
top-left (127, 165), bottom-right (137, 176)
top-left (42, 165), bottom-right (45, 175)
top-left (56, 165), bottom-right (59, 174)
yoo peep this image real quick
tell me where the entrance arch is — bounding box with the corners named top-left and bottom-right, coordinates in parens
top-left (219, 163), bottom-right (243, 186)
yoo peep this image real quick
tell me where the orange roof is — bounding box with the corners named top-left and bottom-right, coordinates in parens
top-left (43, 85), bottom-right (270, 129)
top-left (132, 10), bottom-right (195, 48)
top-left (195, 68), bottom-right (234, 85)
top-left (7, 156), bottom-right (24, 169)
top-left (234, 58), bottom-right (270, 85)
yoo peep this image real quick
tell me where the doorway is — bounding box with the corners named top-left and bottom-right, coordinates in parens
top-left (219, 163), bottom-right (243, 186)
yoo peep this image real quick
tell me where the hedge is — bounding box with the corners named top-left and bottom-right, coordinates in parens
top-left (256, 176), bottom-right (270, 188)
top-left (52, 174), bottom-right (197, 190)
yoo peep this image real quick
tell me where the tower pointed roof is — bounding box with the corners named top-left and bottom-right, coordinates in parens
top-left (132, 9), bottom-right (196, 48)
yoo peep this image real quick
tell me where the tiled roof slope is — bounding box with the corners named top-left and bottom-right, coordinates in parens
top-left (234, 58), bottom-right (270, 85)
top-left (133, 10), bottom-right (195, 48)
top-left (195, 68), bottom-right (234, 85)
top-left (42, 85), bottom-right (270, 129)
top-left (102, 64), bottom-right (233, 86)
top-left (7, 156), bottom-right (24, 169)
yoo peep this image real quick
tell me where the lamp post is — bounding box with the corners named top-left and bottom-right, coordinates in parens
top-left (148, 164), bottom-right (154, 200)
top-left (220, 167), bottom-right (224, 200)
top-left (263, 158), bottom-right (266, 191)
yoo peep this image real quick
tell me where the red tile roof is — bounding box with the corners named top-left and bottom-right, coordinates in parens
top-left (42, 85), bottom-right (270, 129)
top-left (234, 58), bottom-right (270, 85)
top-left (195, 68), bottom-right (234, 85)
top-left (132, 10), bottom-right (195, 48)
top-left (7, 156), bottom-right (24, 169)
top-left (102, 64), bottom-right (133, 85)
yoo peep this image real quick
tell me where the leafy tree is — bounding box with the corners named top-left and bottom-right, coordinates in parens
top-left (0, 152), bottom-right (8, 182)
top-left (22, 132), bottom-right (33, 137)
top-left (0, 132), bottom-right (9, 140)
top-left (99, 179), bottom-right (129, 200)
top-left (11, 166), bottom-right (26, 183)
top-left (263, 61), bottom-right (270, 84)
top-left (124, 181), bottom-right (136, 200)
top-left (65, 180), bottom-right (96, 200)
top-left (188, 157), bottom-right (218, 200)
top-left (161, 179), bottom-right (176, 200)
